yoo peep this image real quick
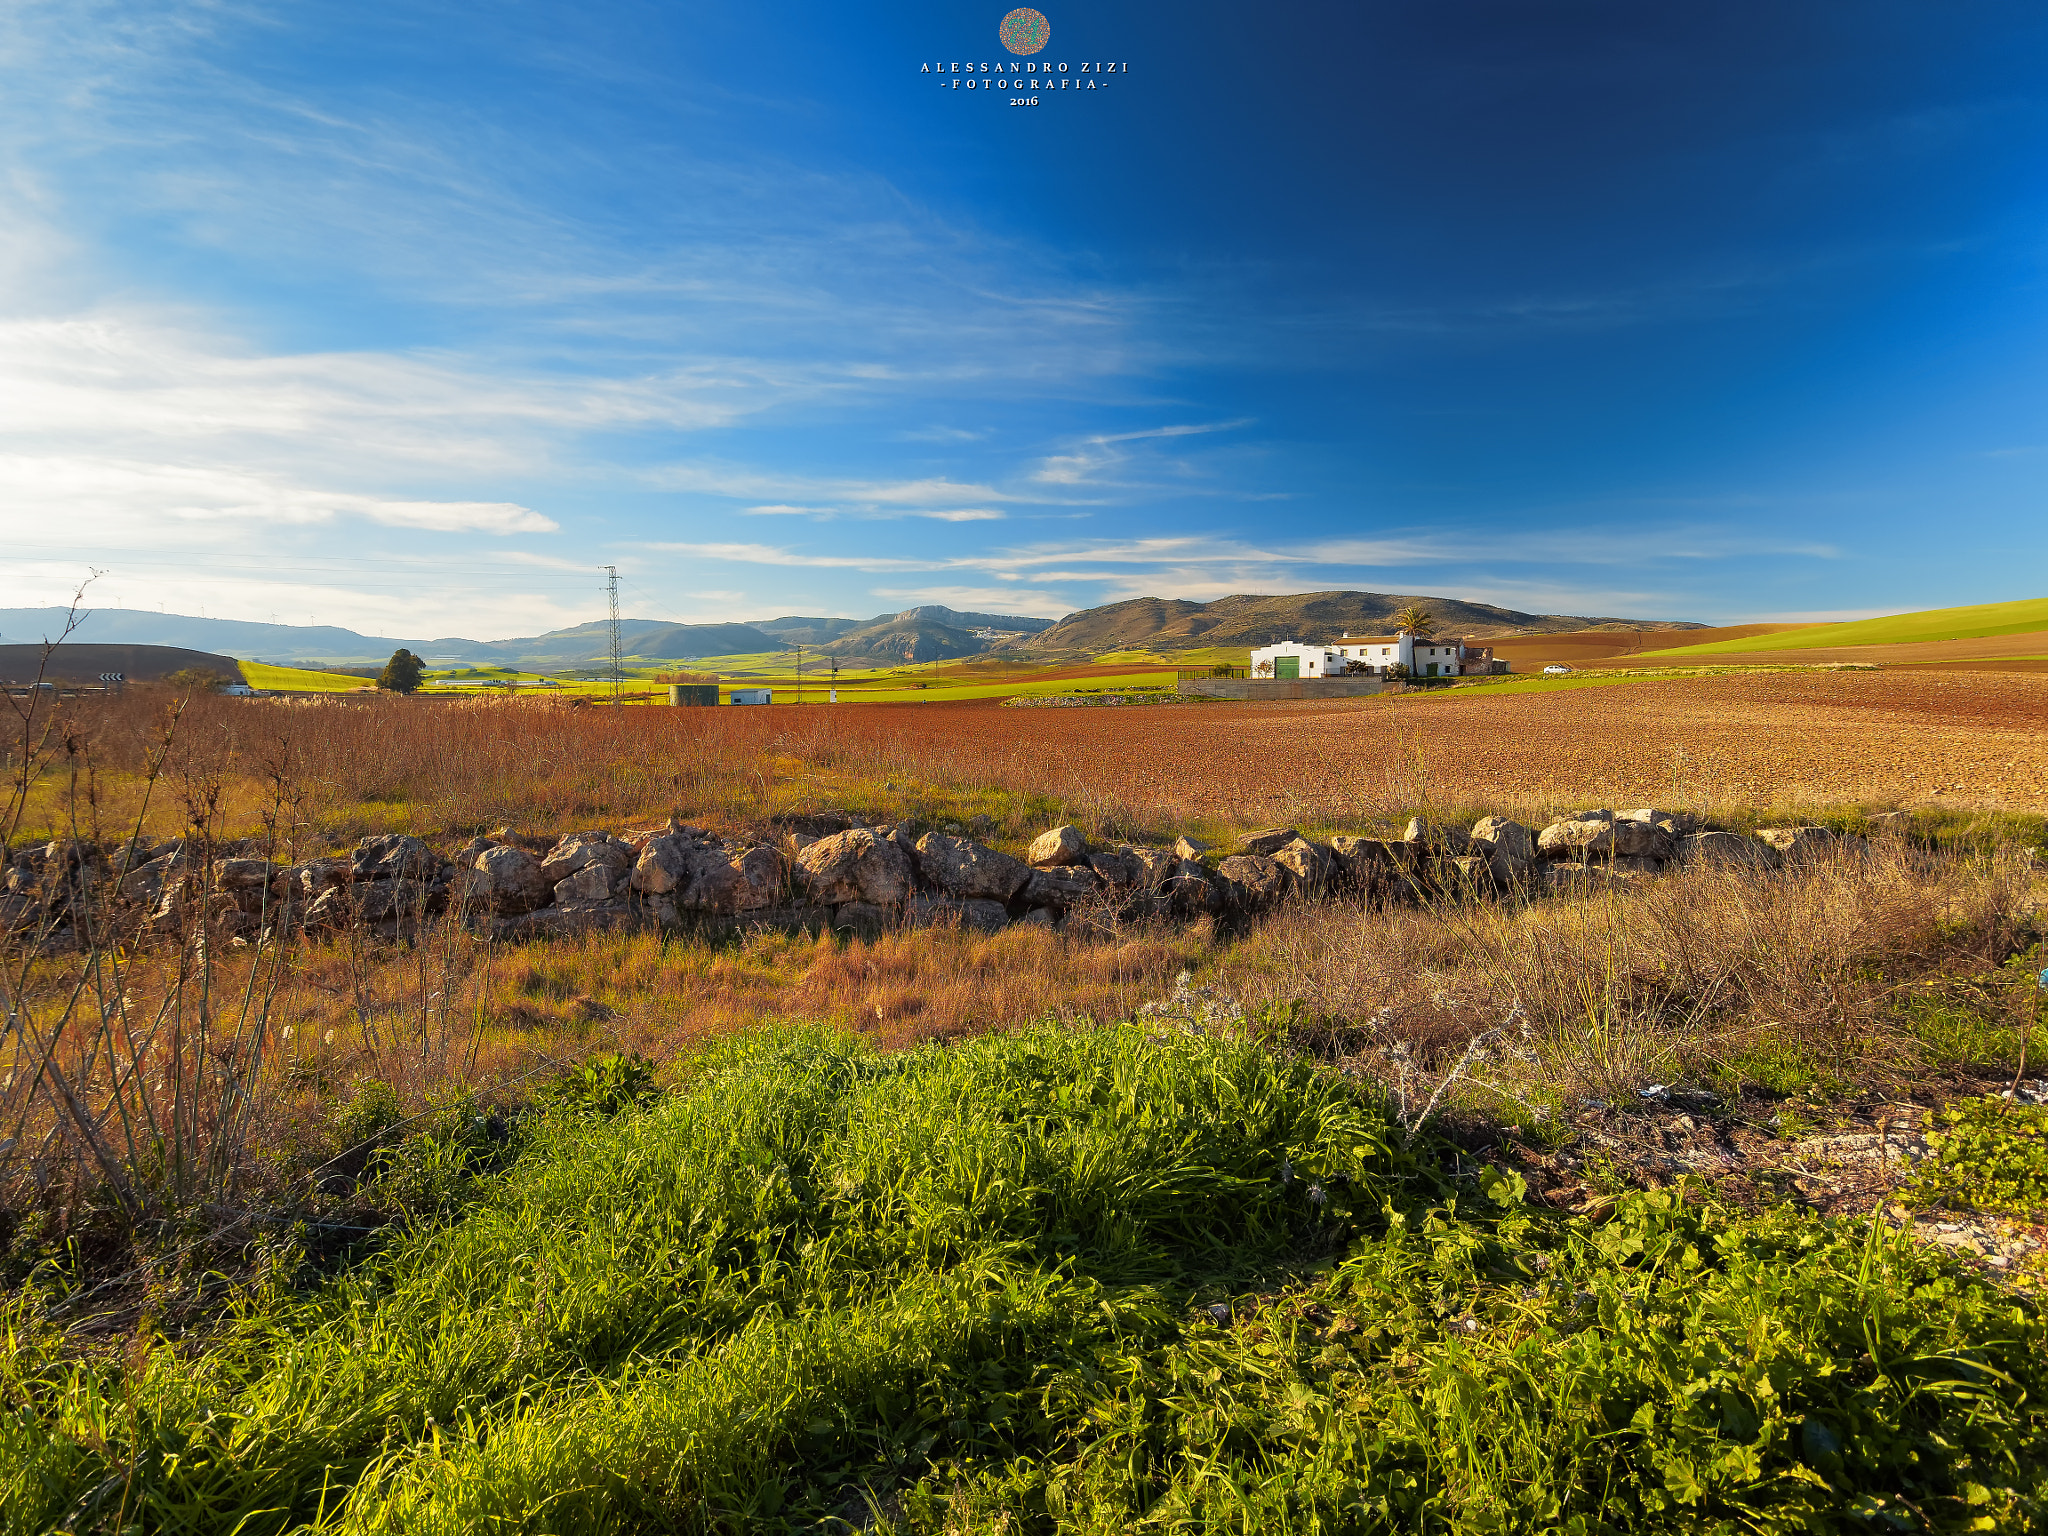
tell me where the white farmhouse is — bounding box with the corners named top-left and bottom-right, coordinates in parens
top-left (1251, 630), bottom-right (1475, 680)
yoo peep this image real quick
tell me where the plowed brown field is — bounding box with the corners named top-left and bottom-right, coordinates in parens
top-left (805, 670), bottom-right (2048, 821)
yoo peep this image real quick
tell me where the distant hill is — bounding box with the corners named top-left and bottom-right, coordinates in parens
top-left (799, 606), bottom-right (1057, 665)
top-left (0, 604), bottom-right (1055, 670)
top-left (0, 643), bottom-right (244, 685)
top-left (1016, 591), bottom-right (1698, 655)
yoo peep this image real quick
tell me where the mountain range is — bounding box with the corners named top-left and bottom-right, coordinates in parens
top-left (0, 605), bottom-right (1058, 669)
top-left (0, 593), bottom-right (1692, 671)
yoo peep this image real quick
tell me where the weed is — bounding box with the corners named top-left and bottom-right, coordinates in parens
top-left (1908, 1097), bottom-right (2048, 1221)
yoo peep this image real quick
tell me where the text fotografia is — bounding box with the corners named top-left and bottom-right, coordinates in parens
top-left (924, 60), bottom-right (1127, 93)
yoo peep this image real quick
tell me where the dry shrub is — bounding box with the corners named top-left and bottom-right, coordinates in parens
top-left (1230, 842), bottom-right (2036, 1103)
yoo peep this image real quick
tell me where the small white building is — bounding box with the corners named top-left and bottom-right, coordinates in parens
top-left (1248, 641), bottom-right (1347, 679)
top-left (729, 687), bottom-right (773, 705)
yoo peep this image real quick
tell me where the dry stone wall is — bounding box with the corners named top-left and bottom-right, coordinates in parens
top-left (4, 811), bottom-right (1884, 958)
top-left (3, 809), bottom-right (1877, 950)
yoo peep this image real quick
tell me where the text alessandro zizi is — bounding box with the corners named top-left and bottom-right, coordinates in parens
top-left (922, 61), bottom-right (1128, 92)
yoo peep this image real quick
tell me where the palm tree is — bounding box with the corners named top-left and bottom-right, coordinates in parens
top-left (1391, 604), bottom-right (1437, 638)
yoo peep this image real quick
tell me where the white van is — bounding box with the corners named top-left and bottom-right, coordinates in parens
top-left (1541, 665), bottom-right (1572, 676)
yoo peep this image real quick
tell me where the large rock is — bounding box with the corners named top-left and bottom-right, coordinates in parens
top-left (1609, 819), bottom-right (1674, 860)
top-left (1214, 853), bottom-right (1287, 909)
top-left (216, 858), bottom-right (276, 891)
top-left (1172, 834), bottom-right (1210, 861)
top-left (916, 832), bottom-right (1031, 900)
top-left (1021, 864), bottom-right (1106, 911)
top-left (1269, 836), bottom-right (1333, 894)
top-left (540, 831), bottom-right (634, 886)
top-left (1087, 849), bottom-right (1139, 887)
top-left (1403, 817), bottom-right (1472, 854)
top-left (1028, 825), bottom-right (1090, 867)
top-left (796, 829), bottom-right (915, 907)
top-left (1330, 836), bottom-right (1416, 881)
top-left (633, 833), bottom-right (785, 913)
top-left (554, 863), bottom-right (623, 906)
top-left (468, 845), bottom-right (552, 914)
top-left (1684, 831), bottom-right (1781, 870)
top-left (1468, 816), bottom-right (1538, 883)
top-left (1164, 859), bottom-right (1222, 915)
top-left (1468, 816), bottom-right (1535, 863)
top-left (1619, 807), bottom-right (1701, 838)
top-left (1238, 827), bottom-right (1301, 857)
top-left (1121, 846), bottom-right (1179, 890)
top-left (1537, 810), bottom-right (1617, 860)
top-left (353, 834), bottom-right (439, 881)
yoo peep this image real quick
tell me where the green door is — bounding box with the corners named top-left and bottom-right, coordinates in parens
top-left (1275, 656), bottom-right (1299, 679)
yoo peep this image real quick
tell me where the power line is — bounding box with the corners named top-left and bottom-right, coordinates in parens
top-left (602, 565), bottom-right (622, 706)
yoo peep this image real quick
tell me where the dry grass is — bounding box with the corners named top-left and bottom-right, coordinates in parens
top-left (1231, 840), bottom-right (2039, 1112)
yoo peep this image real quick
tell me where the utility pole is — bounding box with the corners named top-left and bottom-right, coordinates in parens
top-left (830, 657), bottom-right (838, 704)
top-left (603, 565), bottom-right (622, 706)
top-left (795, 644), bottom-right (804, 707)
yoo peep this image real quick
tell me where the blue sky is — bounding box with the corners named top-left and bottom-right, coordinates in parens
top-left (4, 0), bottom-right (2048, 637)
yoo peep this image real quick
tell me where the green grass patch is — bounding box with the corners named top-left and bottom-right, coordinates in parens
top-left (1908, 1097), bottom-right (2048, 1223)
top-left (1639, 596), bottom-right (2048, 657)
top-left (5, 1023), bottom-right (2045, 1533)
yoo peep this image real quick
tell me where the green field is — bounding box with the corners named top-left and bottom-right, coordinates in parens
top-left (1638, 595), bottom-right (2048, 657)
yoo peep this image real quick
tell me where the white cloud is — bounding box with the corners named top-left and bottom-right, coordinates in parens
top-left (915, 509), bottom-right (1003, 522)
top-left (0, 454), bottom-right (554, 538)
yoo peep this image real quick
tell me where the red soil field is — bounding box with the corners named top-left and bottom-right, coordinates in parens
top-left (776, 669), bottom-right (2048, 820)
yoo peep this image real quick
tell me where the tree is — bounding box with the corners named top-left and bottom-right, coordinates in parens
top-left (376, 649), bottom-right (426, 695)
top-left (1392, 604), bottom-right (1437, 638)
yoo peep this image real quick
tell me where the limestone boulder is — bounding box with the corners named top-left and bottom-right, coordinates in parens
top-left (1166, 860), bottom-right (1223, 915)
top-left (796, 829), bottom-right (915, 907)
top-left (540, 831), bottom-right (634, 887)
top-left (1021, 864), bottom-right (1106, 911)
top-left (1537, 810), bottom-right (1616, 860)
top-left (1121, 846), bottom-right (1179, 890)
top-left (1684, 831), bottom-right (1781, 870)
top-left (1330, 836), bottom-right (1416, 884)
top-left (1270, 836), bottom-right (1334, 894)
top-left (1609, 819), bottom-right (1675, 860)
top-left (1619, 807), bottom-right (1701, 838)
top-left (1028, 826), bottom-right (1090, 867)
top-left (353, 834), bottom-right (440, 881)
top-left (1087, 849), bottom-right (1136, 887)
top-left (1469, 816), bottom-right (1535, 863)
top-left (1214, 853), bottom-right (1287, 909)
top-left (468, 845), bottom-right (552, 914)
top-left (1172, 835), bottom-right (1210, 861)
top-left (916, 832), bottom-right (1031, 901)
top-left (1239, 827), bottom-right (1301, 857)
top-left (554, 863), bottom-right (621, 906)
top-left (1403, 817), bottom-right (1473, 854)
